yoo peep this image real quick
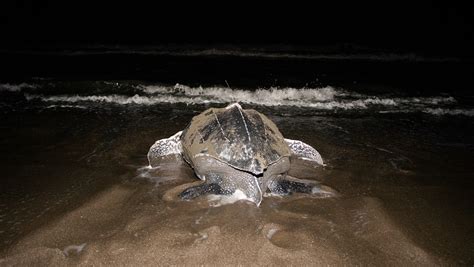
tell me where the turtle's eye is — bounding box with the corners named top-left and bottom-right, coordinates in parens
top-left (255, 173), bottom-right (264, 178)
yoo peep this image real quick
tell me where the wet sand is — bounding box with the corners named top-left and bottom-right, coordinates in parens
top-left (1, 106), bottom-right (473, 266)
top-left (0, 183), bottom-right (445, 266)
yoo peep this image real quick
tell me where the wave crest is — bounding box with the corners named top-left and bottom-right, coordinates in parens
top-left (142, 84), bottom-right (337, 105)
top-left (0, 83), bottom-right (37, 92)
top-left (21, 83), bottom-right (466, 116)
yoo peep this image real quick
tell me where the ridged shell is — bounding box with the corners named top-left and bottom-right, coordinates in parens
top-left (181, 103), bottom-right (291, 175)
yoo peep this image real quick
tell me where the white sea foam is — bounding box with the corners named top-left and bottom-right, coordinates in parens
top-left (136, 165), bottom-right (181, 186)
top-left (207, 190), bottom-right (254, 207)
top-left (23, 85), bottom-right (397, 110)
top-left (45, 104), bottom-right (87, 109)
top-left (24, 85), bottom-right (340, 107)
top-left (266, 228), bottom-right (279, 239)
top-left (23, 84), bottom-right (467, 115)
top-left (142, 84), bottom-right (338, 103)
top-left (0, 83), bottom-right (37, 92)
top-left (397, 96), bottom-right (456, 105)
top-left (63, 243), bottom-right (87, 256)
top-left (423, 108), bottom-right (474, 116)
top-left (25, 94), bottom-right (399, 110)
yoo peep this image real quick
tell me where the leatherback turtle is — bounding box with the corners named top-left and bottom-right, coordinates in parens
top-left (148, 103), bottom-right (336, 205)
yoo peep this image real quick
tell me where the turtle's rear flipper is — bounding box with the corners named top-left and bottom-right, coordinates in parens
top-left (285, 139), bottom-right (324, 166)
top-left (268, 175), bottom-right (337, 198)
top-left (179, 183), bottom-right (232, 200)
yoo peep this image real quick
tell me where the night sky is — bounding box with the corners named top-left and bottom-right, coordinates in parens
top-left (1, 1), bottom-right (474, 56)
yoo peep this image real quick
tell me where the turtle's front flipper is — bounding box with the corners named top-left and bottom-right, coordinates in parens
top-left (285, 139), bottom-right (324, 165)
top-left (179, 183), bottom-right (233, 200)
top-left (148, 131), bottom-right (183, 167)
top-left (268, 175), bottom-right (337, 198)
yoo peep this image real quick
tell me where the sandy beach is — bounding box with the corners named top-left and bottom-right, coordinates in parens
top-left (1, 106), bottom-right (472, 266)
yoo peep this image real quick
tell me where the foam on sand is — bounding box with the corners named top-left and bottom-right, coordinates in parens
top-left (207, 190), bottom-right (255, 207)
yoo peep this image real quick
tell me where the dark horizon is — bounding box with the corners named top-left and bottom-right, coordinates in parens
top-left (1, 2), bottom-right (474, 57)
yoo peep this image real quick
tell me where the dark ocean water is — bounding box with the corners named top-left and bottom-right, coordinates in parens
top-left (0, 47), bottom-right (473, 265)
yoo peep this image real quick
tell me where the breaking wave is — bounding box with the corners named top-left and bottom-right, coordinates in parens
top-left (0, 83), bottom-right (37, 92)
top-left (24, 84), bottom-right (399, 110)
top-left (21, 83), bottom-right (464, 115)
top-left (423, 108), bottom-right (474, 116)
top-left (25, 94), bottom-right (397, 110)
top-left (142, 84), bottom-right (338, 105)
